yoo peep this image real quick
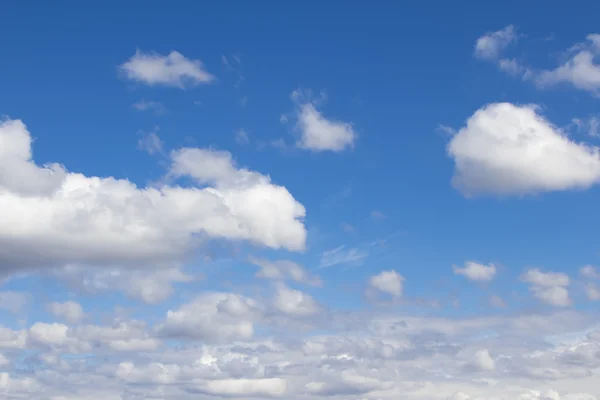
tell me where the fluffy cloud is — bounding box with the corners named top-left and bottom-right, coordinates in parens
top-left (290, 90), bottom-right (357, 152)
top-left (272, 283), bottom-right (320, 317)
top-left (448, 103), bottom-right (600, 196)
top-left (47, 301), bottom-right (85, 324)
top-left (157, 292), bottom-right (259, 343)
top-left (368, 270), bottom-right (404, 297)
top-left (249, 256), bottom-right (322, 286)
top-left (119, 50), bottom-right (214, 88)
top-left (55, 265), bottom-right (195, 304)
top-left (536, 34), bottom-right (600, 94)
top-left (521, 269), bottom-right (572, 307)
top-left (468, 349), bottom-right (495, 371)
top-left (0, 119), bottom-right (306, 274)
top-left (474, 25), bottom-right (517, 60)
top-left (453, 261), bottom-right (496, 282)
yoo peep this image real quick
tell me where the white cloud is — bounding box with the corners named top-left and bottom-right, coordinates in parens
top-left (521, 269), bottom-right (572, 307)
top-left (580, 265), bottom-right (600, 279)
top-left (272, 283), bottom-right (320, 317)
top-left (137, 130), bottom-right (164, 155)
top-left (55, 265), bottom-right (195, 304)
top-left (47, 301), bottom-right (85, 324)
top-left (536, 34), bottom-right (600, 94)
top-left (319, 245), bottom-right (368, 268)
top-left (469, 349), bottom-right (495, 371)
top-left (290, 89), bottom-right (357, 152)
top-left (453, 261), bottom-right (496, 282)
top-left (572, 116), bottom-right (600, 137)
top-left (157, 292), bottom-right (259, 343)
top-left (585, 284), bottom-right (600, 301)
top-left (119, 50), bottom-right (214, 88)
top-left (475, 25), bottom-right (517, 60)
top-left (0, 119), bottom-right (306, 274)
top-left (0, 291), bottom-right (29, 313)
top-left (131, 99), bottom-right (166, 114)
top-left (0, 353), bottom-right (9, 367)
top-left (368, 270), bottom-right (404, 297)
top-left (448, 103), bottom-right (600, 196)
top-left (249, 256), bottom-right (322, 286)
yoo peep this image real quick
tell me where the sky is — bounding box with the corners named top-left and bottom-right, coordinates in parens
top-left (1, 1), bottom-right (600, 399)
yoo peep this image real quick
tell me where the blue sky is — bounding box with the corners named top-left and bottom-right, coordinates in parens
top-left (2, 1), bottom-right (600, 399)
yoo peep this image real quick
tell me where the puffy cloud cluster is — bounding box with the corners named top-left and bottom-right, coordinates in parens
top-left (448, 103), bottom-right (600, 196)
top-left (0, 119), bottom-right (307, 276)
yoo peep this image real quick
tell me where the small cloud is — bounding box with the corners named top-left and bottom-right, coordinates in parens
top-left (581, 265), bottom-right (600, 279)
top-left (370, 210), bottom-right (386, 220)
top-left (453, 261), bottom-right (497, 282)
top-left (368, 270), bottom-right (404, 298)
top-left (436, 124), bottom-right (456, 136)
top-left (489, 295), bottom-right (506, 308)
top-left (290, 88), bottom-right (357, 152)
top-left (235, 129), bottom-right (250, 145)
top-left (319, 245), bottom-right (368, 269)
top-left (521, 268), bottom-right (572, 307)
top-left (132, 99), bottom-right (166, 115)
top-left (340, 223), bottom-right (355, 233)
top-left (474, 25), bottom-right (517, 60)
top-left (137, 129), bottom-right (164, 155)
top-left (240, 96), bottom-right (248, 107)
top-left (119, 50), bottom-right (214, 88)
top-left (585, 284), bottom-right (600, 301)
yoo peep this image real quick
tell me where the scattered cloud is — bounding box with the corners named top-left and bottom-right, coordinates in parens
top-left (368, 270), bottom-right (404, 297)
top-left (235, 128), bottom-right (250, 145)
top-left (119, 50), bottom-right (215, 88)
top-left (249, 256), bottom-right (322, 287)
top-left (47, 301), bottom-right (85, 324)
top-left (272, 283), bottom-right (320, 317)
top-left (290, 89), bottom-right (357, 152)
top-left (448, 102), bottom-right (600, 196)
top-left (536, 34), bottom-right (600, 94)
top-left (340, 222), bottom-right (355, 233)
top-left (490, 295), bottom-right (506, 308)
top-left (137, 129), bottom-right (164, 155)
top-left (453, 261), bottom-right (497, 282)
top-left (0, 118), bottom-right (306, 275)
top-left (581, 265), bottom-right (600, 279)
top-left (474, 25), bottom-right (517, 61)
top-left (572, 116), bottom-right (600, 137)
top-left (319, 245), bottom-right (368, 268)
top-left (585, 284), bottom-right (600, 301)
top-left (131, 99), bottom-right (166, 115)
top-left (370, 210), bottom-right (387, 220)
top-left (521, 268), bottom-right (572, 307)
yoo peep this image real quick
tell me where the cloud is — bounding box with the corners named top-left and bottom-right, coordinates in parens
top-left (272, 283), bottom-right (320, 317)
top-left (119, 50), bottom-right (215, 88)
top-left (572, 116), bottom-right (600, 137)
top-left (249, 256), bottom-right (322, 287)
top-left (55, 265), bottom-right (195, 304)
top-left (131, 99), bottom-right (166, 115)
top-left (585, 284), bottom-right (600, 301)
top-left (157, 292), bottom-right (259, 343)
top-left (47, 301), bottom-right (85, 324)
top-left (319, 245), bottom-right (368, 269)
top-left (0, 291), bottom-right (29, 313)
top-left (368, 270), bottom-right (404, 297)
top-left (448, 103), bottom-right (600, 196)
top-left (536, 34), bottom-right (600, 94)
top-left (453, 261), bottom-right (496, 282)
top-left (235, 128), bottom-right (250, 145)
top-left (290, 89), bottom-right (357, 152)
top-left (0, 118), bottom-right (306, 274)
top-left (580, 265), bottom-right (600, 279)
top-left (468, 349), bottom-right (495, 371)
top-left (521, 269), bottom-right (572, 307)
top-left (137, 130), bottom-right (164, 155)
top-left (474, 25), bottom-right (517, 60)
top-left (490, 295), bottom-right (506, 308)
